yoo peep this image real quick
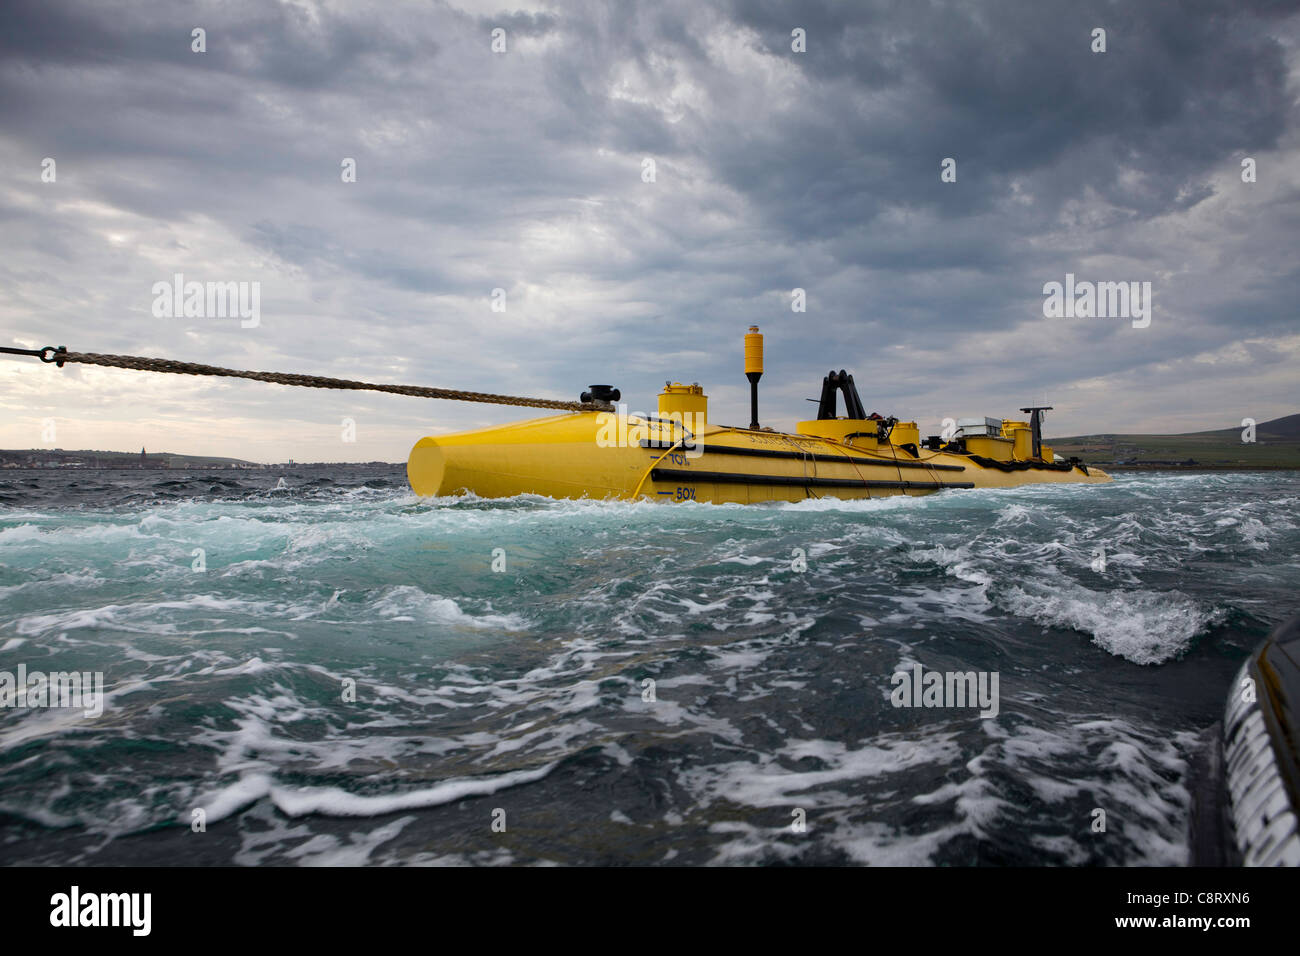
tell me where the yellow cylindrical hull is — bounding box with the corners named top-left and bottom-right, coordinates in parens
top-left (407, 412), bottom-right (1111, 503)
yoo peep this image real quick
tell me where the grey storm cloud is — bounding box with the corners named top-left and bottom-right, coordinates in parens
top-left (0, 0), bottom-right (1297, 462)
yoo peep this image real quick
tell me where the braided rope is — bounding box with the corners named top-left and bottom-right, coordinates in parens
top-left (55, 351), bottom-right (610, 412)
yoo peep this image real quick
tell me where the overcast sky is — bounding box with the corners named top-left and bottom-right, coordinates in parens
top-left (2, 0), bottom-right (1297, 463)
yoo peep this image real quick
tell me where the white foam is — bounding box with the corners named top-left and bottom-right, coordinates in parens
top-left (1000, 583), bottom-right (1220, 665)
top-left (371, 586), bottom-right (527, 630)
top-left (275, 763), bottom-right (556, 817)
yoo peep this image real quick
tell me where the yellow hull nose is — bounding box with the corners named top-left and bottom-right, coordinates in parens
top-left (406, 437), bottom-right (447, 497)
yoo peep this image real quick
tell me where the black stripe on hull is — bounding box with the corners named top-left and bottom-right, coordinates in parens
top-left (649, 468), bottom-right (975, 490)
top-left (639, 439), bottom-right (967, 472)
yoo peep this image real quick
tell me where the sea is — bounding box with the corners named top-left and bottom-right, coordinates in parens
top-left (1, 467), bottom-right (1296, 866)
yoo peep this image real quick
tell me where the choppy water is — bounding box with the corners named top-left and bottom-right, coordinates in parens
top-left (1, 467), bottom-right (1296, 866)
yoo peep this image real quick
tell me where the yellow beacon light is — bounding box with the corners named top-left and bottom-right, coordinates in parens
top-left (744, 325), bottom-right (764, 375)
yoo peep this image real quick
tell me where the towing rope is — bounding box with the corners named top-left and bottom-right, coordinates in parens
top-left (0, 345), bottom-right (612, 413)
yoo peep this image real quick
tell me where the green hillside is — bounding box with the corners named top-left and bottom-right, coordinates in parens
top-left (1052, 414), bottom-right (1300, 468)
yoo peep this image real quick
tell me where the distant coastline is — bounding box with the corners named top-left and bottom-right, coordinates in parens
top-left (0, 449), bottom-right (400, 470)
top-left (1051, 412), bottom-right (1300, 470)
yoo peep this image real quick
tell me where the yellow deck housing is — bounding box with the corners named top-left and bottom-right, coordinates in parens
top-left (891, 421), bottom-right (920, 447)
top-left (1003, 420), bottom-right (1034, 460)
top-left (964, 434), bottom-right (1015, 461)
top-left (658, 382), bottom-right (707, 426)
top-left (795, 418), bottom-right (878, 449)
